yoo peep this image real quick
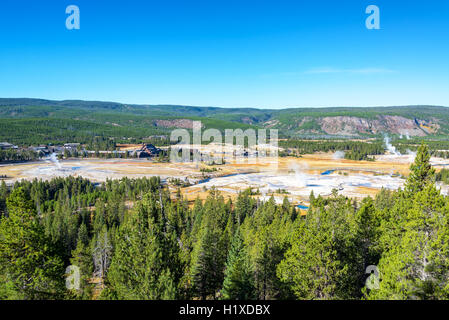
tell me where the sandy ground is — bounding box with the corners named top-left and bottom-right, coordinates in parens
top-left (1, 152), bottom-right (448, 209)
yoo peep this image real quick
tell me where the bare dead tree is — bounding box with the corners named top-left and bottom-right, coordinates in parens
top-left (93, 228), bottom-right (113, 287)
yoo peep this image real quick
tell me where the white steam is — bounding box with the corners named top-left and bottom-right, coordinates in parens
top-left (49, 153), bottom-right (62, 170)
top-left (406, 149), bottom-right (417, 162)
top-left (333, 151), bottom-right (345, 160)
top-left (384, 136), bottom-right (401, 155)
top-left (289, 163), bottom-right (309, 187)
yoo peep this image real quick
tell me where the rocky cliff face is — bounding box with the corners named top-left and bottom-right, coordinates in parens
top-left (276, 115), bottom-right (440, 137)
top-left (153, 115), bottom-right (439, 137)
top-left (319, 115), bottom-right (428, 136)
top-left (153, 119), bottom-right (198, 129)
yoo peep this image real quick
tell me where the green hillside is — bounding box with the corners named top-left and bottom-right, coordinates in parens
top-left (1, 98), bottom-right (448, 145)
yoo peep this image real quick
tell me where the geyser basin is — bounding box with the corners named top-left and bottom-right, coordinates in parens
top-left (190, 169), bottom-right (407, 201)
top-left (3, 154), bottom-right (449, 201)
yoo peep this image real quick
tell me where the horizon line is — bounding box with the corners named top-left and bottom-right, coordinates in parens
top-left (0, 97), bottom-right (448, 111)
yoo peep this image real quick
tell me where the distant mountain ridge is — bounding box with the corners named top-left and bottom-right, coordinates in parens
top-left (1, 98), bottom-right (448, 140)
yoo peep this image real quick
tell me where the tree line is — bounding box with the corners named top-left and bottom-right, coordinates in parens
top-left (279, 140), bottom-right (384, 160)
top-left (0, 149), bottom-right (39, 163)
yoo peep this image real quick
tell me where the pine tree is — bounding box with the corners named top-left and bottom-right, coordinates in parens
top-left (368, 184), bottom-right (449, 299)
top-left (190, 223), bottom-right (223, 299)
top-left (0, 187), bottom-right (65, 299)
top-left (277, 195), bottom-right (358, 299)
top-left (240, 197), bottom-right (294, 300)
top-left (189, 190), bottom-right (229, 299)
top-left (405, 143), bottom-right (435, 196)
top-left (355, 197), bottom-right (381, 274)
top-left (107, 192), bottom-right (180, 299)
top-left (221, 231), bottom-right (255, 300)
top-left (0, 180), bottom-right (8, 217)
top-left (77, 222), bottom-right (89, 247)
top-left (253, 227), bottom-right (286, 299)
top-left (235, 190), bottom-right (256, 225)
top-left (69, 224), bottom-right (94, 299)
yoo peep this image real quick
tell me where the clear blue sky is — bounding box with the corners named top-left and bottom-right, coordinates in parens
top-left (0, 0), bottom-right (448, 108)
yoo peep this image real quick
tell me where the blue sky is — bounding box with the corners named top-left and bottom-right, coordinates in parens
top-left (0, 0), bottom-right (448, 108)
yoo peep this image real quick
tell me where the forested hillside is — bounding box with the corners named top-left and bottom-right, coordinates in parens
top-left (1, 99), bottom-right (449, 145)
top-left (1, 144), bottom-right (449, 300)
